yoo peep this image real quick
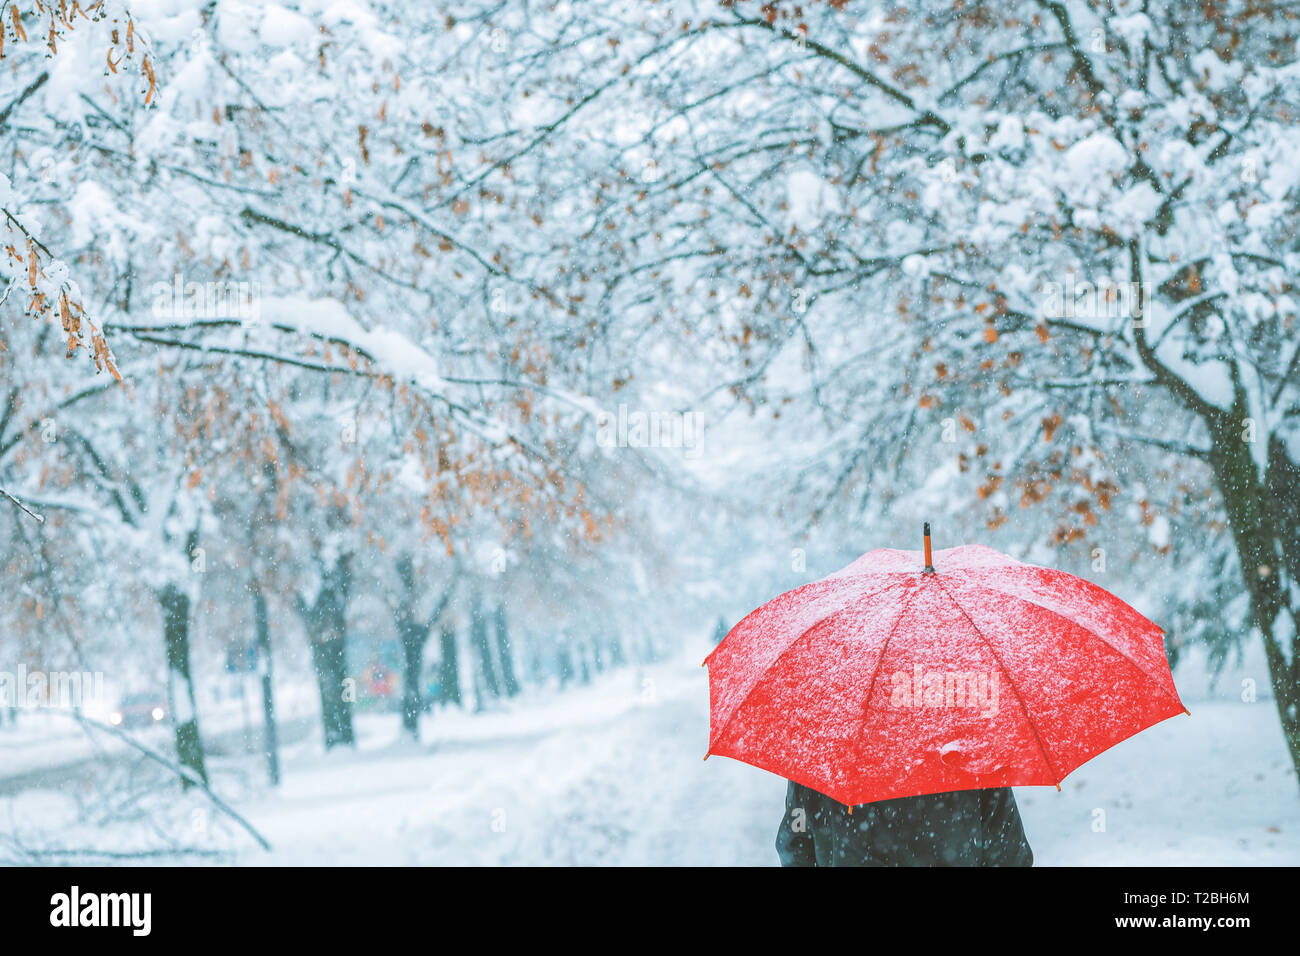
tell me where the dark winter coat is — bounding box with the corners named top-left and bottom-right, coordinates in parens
top-left (775, 780), bottom-right (1033, 867)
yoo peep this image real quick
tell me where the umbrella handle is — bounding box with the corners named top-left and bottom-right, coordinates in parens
top-left (923, 522), bottom-right (935, 573)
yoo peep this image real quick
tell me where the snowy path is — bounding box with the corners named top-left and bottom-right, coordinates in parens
top-left (230, 641), bottom-right (1300, 866)
top-left (239, 655), bottom-right (783, 865)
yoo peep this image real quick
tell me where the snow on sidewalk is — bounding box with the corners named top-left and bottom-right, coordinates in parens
top-left (239, 655), bottom-right (782, 866)
top-left (233, 641), bottom-right (1300, 866)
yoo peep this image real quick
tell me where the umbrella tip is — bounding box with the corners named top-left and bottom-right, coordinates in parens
top-left (922, 521), bottom-right (935, 573)
top-left (703, 751), bottom-right (710, 761)
top-left (1055, 783), bottom-right (1062, 792)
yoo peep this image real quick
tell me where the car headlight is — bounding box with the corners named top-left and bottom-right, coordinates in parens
top-left (151, 707), bottom-right (164, 721)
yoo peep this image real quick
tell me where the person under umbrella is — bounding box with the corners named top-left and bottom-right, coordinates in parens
top-left (705, 524), bottom-right (1186, 867)
top-left (775, 780), bottom-right (1032, 867)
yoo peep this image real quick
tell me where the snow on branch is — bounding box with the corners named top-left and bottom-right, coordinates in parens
top-left (0, 0), bottom-right (157, 380)
top-left (0, 203), bottom-right (121, 380)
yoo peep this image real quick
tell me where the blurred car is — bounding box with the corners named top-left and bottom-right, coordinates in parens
top-left (110, 692), bottom-right (168, 729)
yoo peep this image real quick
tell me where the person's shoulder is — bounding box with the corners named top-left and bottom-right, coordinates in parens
top-left (788, 780), bottom-right (829, 806)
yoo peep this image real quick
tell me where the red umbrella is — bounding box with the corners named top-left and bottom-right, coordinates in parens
top-left (704, 525), bottom-right (1187, 806)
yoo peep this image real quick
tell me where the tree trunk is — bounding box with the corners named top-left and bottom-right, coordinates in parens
top-left (298, 554), bottom-right (355, 750)
top-left (309, 635), bottom-right (353, 749)
top-left (160, 582), bottom-right (207, 788)
top-left (525, 634), bottom-right (544, 685)
top-left (251, 585), bottom-right (280, 786)
top-left (392, 555), bottom-right (454, 739)
top-left (492, 602), bottom-right (520, 697)
top-left (399, 621), bottom-right (426, 739)
top-left (438, 625), bottom-right (461, 708)
top-left (1266, 435), bottom-right (1300, 586)
top-left (471, 593), bottom-right (501, 699)
top-left (578, 641), bottom-right (591, 685)
top-left (556, 642), bottom-right (571, 689)
top-left (1207, 411), bottom-right (1300, 784)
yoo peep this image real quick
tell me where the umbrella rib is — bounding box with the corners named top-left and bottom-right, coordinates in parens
top-left (933, 579), bottom-right (1062, 785)
top-left (956, 577), bottom-right (1172, 692)
top-left (856, 585), bottom-right (917, 731)
top-left (712, 580), bottom-right (909, 743)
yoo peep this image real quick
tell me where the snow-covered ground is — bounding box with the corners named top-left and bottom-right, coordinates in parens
top-left (2, 636), bottom-right (1296, 865)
